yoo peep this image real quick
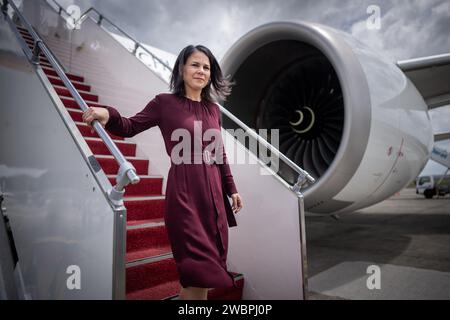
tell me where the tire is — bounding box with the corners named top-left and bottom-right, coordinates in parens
top-left (424, 190), bottom-right (433, 199)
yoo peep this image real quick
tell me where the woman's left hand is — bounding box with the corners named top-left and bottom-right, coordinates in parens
top-left (231, 193), bottom-right (243, 214)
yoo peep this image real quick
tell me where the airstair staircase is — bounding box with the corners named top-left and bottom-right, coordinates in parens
top-left (11, 22), bottom-right (244, 300)
top-left (2, 0), bottom-right (312, 301)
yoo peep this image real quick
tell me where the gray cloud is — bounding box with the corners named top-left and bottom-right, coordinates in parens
top-left (351, 0), bottom-right (450, 60)
top-left (57, 0), bottom-right (449, 61)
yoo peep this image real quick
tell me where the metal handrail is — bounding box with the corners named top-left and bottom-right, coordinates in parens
top-left (43, 0), bottom-right (172, 73)
top-left (74, 7), bottom-right (172, 71)
top-left (43, 0), bottom-right (314, 190)
top-left (2, 0), bottom-right (140, 206)
top-left (46, 0), bottom-right (71, 17)
top-left (44, 0), bottom-right (172, 74)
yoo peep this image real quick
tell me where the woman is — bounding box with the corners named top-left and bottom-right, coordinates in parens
top-left (82, 45), bottom-right (243, 300)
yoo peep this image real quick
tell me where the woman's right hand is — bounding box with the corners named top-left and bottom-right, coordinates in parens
top-left (82, 107), bottom-right (110, 129)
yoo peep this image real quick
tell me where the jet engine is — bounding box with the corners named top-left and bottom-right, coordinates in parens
top-left (220, 21), bottom-right (433, 213)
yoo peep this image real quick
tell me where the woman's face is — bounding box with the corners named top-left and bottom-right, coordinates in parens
top-left (182, 50), bottom-right (211, 94)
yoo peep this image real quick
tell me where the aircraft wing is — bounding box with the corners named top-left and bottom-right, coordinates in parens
top-left (434, 132), bottom-right (450, 142)
top-left (397, 53), bottom-right (450, 110)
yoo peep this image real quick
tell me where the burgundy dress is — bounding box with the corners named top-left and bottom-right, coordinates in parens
top-left (105, 93), bottom-right (238, 288)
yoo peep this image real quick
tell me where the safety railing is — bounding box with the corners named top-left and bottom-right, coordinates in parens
top-left (43, 0), bottom-right (172, 75)
top-left (45, 0), bottom-right (72, 20)
top-left (39, 0), bottom-right (316, 190)
top-left (45, 0), bottom-right (315, 191)
top-left (42, 0), bottom-right (173, 81)
top-left (76, 7), bottom-right (172, 71)
top-left (1, 0), bottom-right (140, 207)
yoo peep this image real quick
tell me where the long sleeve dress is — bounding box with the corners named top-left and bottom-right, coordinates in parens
top-left (105, 93), bottom-right (238, 288)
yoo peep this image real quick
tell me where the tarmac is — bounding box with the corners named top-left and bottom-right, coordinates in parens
top-left (305, 188), bottom-right (450, 300)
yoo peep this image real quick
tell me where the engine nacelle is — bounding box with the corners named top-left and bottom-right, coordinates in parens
top-left (220, 21), bottom-right (433, 213)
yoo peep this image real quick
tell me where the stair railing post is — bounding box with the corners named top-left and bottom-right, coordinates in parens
top-left (297, 192), bottom-right (308, 300)
top-left (31, 40), bottom-right (42, 65)
top-left (108, 161), bottom-right (139, 207)
top-left (291, 172), bottom-right (310, 300)
top-left (1, 0), bottom-right (8, 14)
top-left (132, 42), bottom-right (139, 55)
top-left (97, 14), bottom-right (103, 26)
top-left (291, 172), bottom-right (308, 194)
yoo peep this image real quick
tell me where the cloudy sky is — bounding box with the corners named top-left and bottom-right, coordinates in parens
top-left (54, 0), bottom-right (450, 62)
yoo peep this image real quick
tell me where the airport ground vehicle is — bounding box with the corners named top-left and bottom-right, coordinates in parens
top-left (416, 174), bottom-right (450, 198)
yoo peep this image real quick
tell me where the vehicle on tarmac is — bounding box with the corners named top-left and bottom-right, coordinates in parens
top-left (416, 175), bottom-right (450, 198)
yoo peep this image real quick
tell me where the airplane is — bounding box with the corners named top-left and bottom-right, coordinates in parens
top-left (218, 21), bottom-right (450, 214)
top-left (111, 20), bottom-right (450, 215)
top-left (1, 0), bottom-right (449, 300)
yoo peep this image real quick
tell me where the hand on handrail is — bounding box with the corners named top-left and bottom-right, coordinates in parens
top-left (82, 107), bottom-right (110, 133)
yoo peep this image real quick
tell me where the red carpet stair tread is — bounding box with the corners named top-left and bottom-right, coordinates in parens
top-left (17, 25), bottom-right (244, 300)
top-left (126, 222), bottom-right (172, 262)
top-left (126, 258), bottom-right (244, 300)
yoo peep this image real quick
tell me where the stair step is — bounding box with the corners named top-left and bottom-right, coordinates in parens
top-left (24, 38), bottom-right (34, 44)
top-left (47, 76), bottom-right (91, 92)
top-left (22, 52), bottom-right (51, 64)
top-left (17, 26), bottom-right (29, 33)
top-left (95, 155), bottom-right (149, 175)
top-left (66, 108), bottom-right (84, 122)
top-left (39, 56), bottom-right (50, 64)
top-left (42, 67), bottom-right (84, 82)
top-left (80, 131), bottom-right (125, 144)
top-left (75, 122), bottom-right (124, 141)
top-left (24, 41), bottom-right (71, 59)
top-left (37, 44), bottom-right (73, 55)
top-left (16, 26), bottom-right (30, 35)
top-left (17, 32), bottom-right (52, 65)
top-left (108, 175), bottom-right (163, 196)
top-left (124, 197), bottom-right (165, 222)
top-left (125, 258), bottom-right (180, 299)
top-left (127, 217), bottom-right (165, 227)
top-left (23, 41), bottom-right (38, 51)
top-left (40, 61), bottom-right (53, 69)
top-left (126, 258), bottom-right (244, 300)
top-left (85, 137), bottom-right (136, 157)
top-left (61, 97), bottom-right (109, 110)
top-left (21, 42), bottom-right (52, 67)
top-left (126, 223), bottom-right (171, 263)
top-left (53, 85), bottom-right (98, 102)
top-left (127, 282), bottom-right (181, 300)
top-left (18, 31), bottom-right (32, 40)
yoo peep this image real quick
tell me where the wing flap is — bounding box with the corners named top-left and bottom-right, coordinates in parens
top-left (397, 53), bottom-right (450, 109)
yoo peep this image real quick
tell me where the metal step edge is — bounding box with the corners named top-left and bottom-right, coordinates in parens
top-left (126, 252), bottom-right (173, 268)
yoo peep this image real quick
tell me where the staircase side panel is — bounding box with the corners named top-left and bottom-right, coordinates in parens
top-left (224, 132), bottom-right (305, 300)
top-left (0, 17), bottom-right (116, 299)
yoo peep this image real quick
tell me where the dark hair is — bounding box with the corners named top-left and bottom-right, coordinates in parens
top-left (169, 45), bottom-right (234, 103)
